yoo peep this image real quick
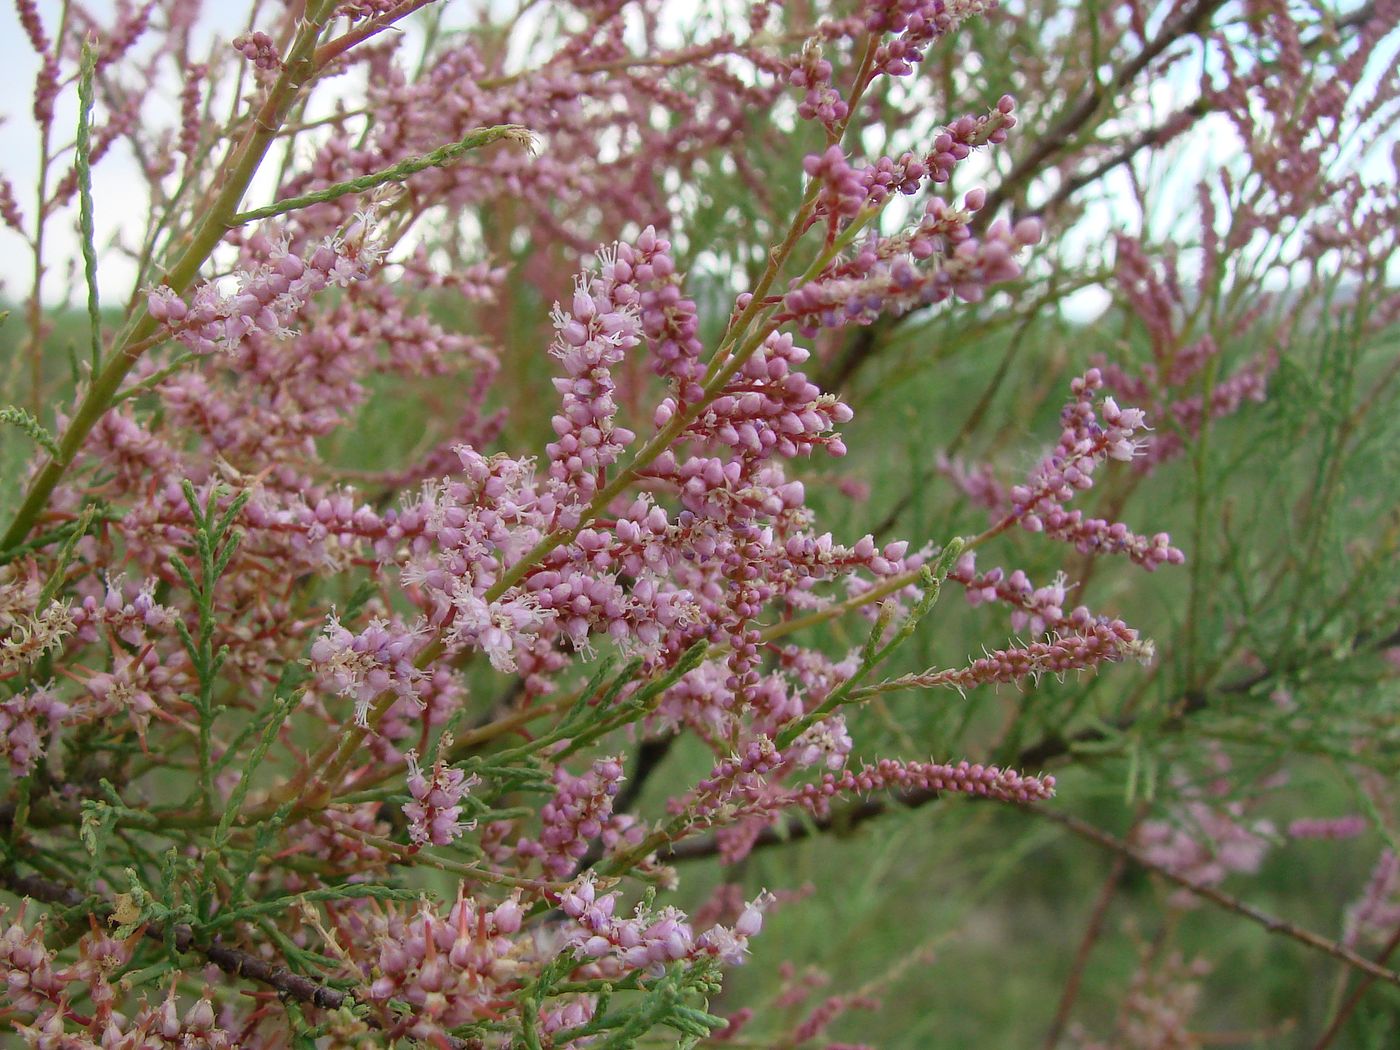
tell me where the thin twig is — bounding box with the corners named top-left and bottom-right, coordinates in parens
top-left (1032, 809), bottom-right (1400, 990)
top-left (981, 0), bottom-right (1225, 223)
top-left (228, 124), bottom-right (533, 226)
top-left (1041, 843), bottom-right (1132, 1048)
top-left (1310, 922), bottom-right (1400, 1049)
top-left (313, 0), bottom-right (439, 69)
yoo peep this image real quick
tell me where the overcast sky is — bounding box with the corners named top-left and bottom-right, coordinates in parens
top-left (1, 2), bottom-right (1394, 324)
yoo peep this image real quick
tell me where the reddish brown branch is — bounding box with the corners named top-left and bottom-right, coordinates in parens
top-left (1033, 809), bottom-right (1400, 990)
top-left (980, 0), bottom-right (1225, 224)
top-left (314, 0), bottom-right (439, 70)
top-left (1041, 850), bottom-right (1131, 1049)
top-left (1311, 922), bottom-right (1400, 1048)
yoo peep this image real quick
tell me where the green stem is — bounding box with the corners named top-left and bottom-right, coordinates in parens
top-left (229, 124), bottom-right (531, 226)
top-left (0, 1), bottom-right (339, 551)
top-left (76, 40), bottom-right (101, 372)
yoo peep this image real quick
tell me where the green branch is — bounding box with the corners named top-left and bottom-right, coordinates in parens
top-left (229, 124), bottom-right (535, 226)
top-left (76, 39), bottom-right (101, 371)
top-left (0, 0), bottom-right (340, 552)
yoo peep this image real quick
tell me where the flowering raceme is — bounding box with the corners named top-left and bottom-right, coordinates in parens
top-left (1, 0), bottom-right (1394, 1046)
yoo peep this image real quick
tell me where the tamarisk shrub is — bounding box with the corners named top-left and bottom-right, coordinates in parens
top-left (0, 0), bottom-right (1396, 1046)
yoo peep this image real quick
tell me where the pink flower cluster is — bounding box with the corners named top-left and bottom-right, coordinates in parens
top-left (789, 41), bottom-right (848, 128)
top-left (1345, 851), bottom-right (1400, 949)
top-left (147, 221), bottom-right (383, 355)
top-left (1287, 815), bottom-right (1367, 840)
top-left (793, 758), bottom-right (1056, 817)
top-left (547, 254), bottom-right (644, 499)
top-left (953, 553), bottom-right (1079, 636)
top-left (866, 0), bottom-right (1000, 76)
top-left (0, 685), bottom-right (67, 778)
top-left (1135, 801), bottom-right (1274, 895)
top-left (559, 874), bottom-right (774, 969)
top-left (1097, 236), bottom-right (1279, 473)
top-left (1007, 369), bottom-right (1185, 570)
top-left (231, 31), bottom-right (280, 71)
top-left (675, 332), bottom-right (854, 459)
top-left (309, 613), bottom-right (428, 727)
top-left (404, 748), bottom-right (479, 847)
top-left (0, 906), bottom-right (232, 1048)
top-left (895, 617), bottom-right (1152, 694)
top-left (1134, 754), bottom-right (1277, 907)
top-left (517, 756), bottom-right (626, 877)
top-left (671, 743), bottom-right (1055, 864)
top-left (362, 891), bottom-right (531, 1036)
top-left (782, 198), bottom-right (1042, 330)
top-left (803, 100), bottom-right (1016, 224)
top-left (629, 227), bottom-right (706, 397)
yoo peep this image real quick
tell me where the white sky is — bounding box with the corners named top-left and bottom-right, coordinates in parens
top-left (0, 2), bottom-right (1394, 324)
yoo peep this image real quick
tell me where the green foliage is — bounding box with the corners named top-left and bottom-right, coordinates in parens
top-left (0, 405), bottom-right (58, 458)
top-left (171, 482), bottom-right (251, 819)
